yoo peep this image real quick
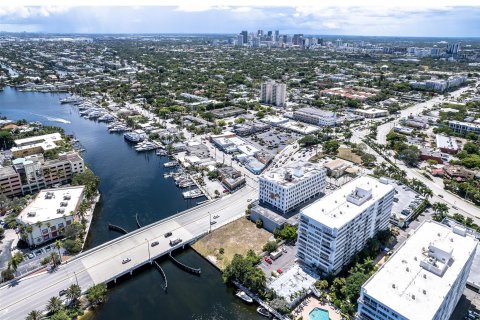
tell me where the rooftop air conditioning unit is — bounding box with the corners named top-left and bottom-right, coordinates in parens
top-left (27, 212), bottom-right (36, 217)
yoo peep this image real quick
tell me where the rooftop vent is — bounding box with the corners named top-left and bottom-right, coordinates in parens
top-left (412, 295), bottom-right (415, 300)
top-left (63, 194), bottom-right (71, 200)
top-left (27, 212), bottom-right (36, 217)
top-left (392, 284), bottom-right (396, 289)
top-left (60, 201), bottom-right (68, 207)
top-left (423, 289), bottom-right (427, 295)
top-left (57, 208), bottom-right (65, 214)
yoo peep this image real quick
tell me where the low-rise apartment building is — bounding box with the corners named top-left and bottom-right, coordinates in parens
top-left (16, 186), bottom-right (85, 247)
top-left (448, 120), bottom-right (480, 135)
top-left (293, 107), bottom-right (337, 126)
top-left (11, 133), bottom-right (63, 158)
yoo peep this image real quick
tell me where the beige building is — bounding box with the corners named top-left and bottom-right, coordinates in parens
top-left (11, 133), bottom-right (63, 158)
top-left (0, 166), bottom-right (22, 197)
top-left (16, 186), bottom-right (85, 247)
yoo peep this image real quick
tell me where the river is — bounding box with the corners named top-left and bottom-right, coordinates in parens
top-left (0, 87), bottom-right (258, 319)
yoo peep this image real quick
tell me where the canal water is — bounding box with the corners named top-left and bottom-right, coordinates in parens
top-left (0, 87), bottom-right (258, 319)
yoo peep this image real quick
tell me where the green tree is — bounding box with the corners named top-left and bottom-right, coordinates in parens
top-left (25, 310), bottom-right (43, 320)
top-left (299, 135), bottom-right (319, 147)
top-left (397, 145), bottom-right (420, 167)
top-left (66, 284), bottom-right (81, 303)
top-left (9, 251), bottom-right (24, 272)
top-left (361, 153), bottom-right (376, 166)
top-left (46, 296), bottom-right (63, 314)
top-left (432, 202), bottom-right (449, 221)
top-left (323, 140), bottom-right (340, 154)
top-left (50, 310), bottom-right (69, 320)
top-left (63, 239), bottom-right (83, 254)
top-left (274, 224), bottom-right (298, 242)
top-left (262, 241), bottom-right (278, 253)
top-left (463, 142), bottom-right (479, 154)
top-left (71, 169), bottom-right (100, 199)
top-left (86, 283), bottom-right (108, 307)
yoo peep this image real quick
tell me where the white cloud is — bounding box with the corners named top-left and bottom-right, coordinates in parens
top-left (0, 6), bottom-right (70, 19)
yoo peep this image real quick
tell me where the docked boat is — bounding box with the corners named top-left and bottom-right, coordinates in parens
top-left (60, 95), bottom-right (82, 104)
top-left (124, 132), bottom-right (141, 142)
top-left (156, 149), bottom-right (167, 156)
top-left (135, 141), bottom-right (160, 152)
top-left (164, 161), bottom-right (178, 168)
top-left (182, 189), bottom-right (204, 199)
top-left (98, 114), bottom-right (115, 122)
top-left (257, 307), bottom-right (270, 317)
top-left (236, 291), bottom-right (253, 303)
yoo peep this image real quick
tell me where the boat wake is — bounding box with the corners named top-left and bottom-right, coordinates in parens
top-left (45, 116), bottom-right (71, 124)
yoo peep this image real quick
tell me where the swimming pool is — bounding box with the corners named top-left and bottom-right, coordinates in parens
top-left (309, 307), bottom-right (330, 320)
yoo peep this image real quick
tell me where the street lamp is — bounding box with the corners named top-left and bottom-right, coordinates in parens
top-left (73, 271), bottom-right (79, 286)
top-left (209, 211), bottom-right (212, 233)
top-left (145, 238), bottom-right (151, 263)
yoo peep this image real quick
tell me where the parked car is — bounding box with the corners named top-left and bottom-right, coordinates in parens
top-left (264, 257), bottom-right (272, 264)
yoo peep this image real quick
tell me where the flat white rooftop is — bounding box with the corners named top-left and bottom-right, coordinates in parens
top-left (17, 186), bottom-right (84, 224)
top-left (14, 133), bottom-right (62, 147)
top-left (301, 176), bottom-right (393, 229)
top-left (260, 161), bottom-right (325, 188)
top-left (362, 221), bottom-right (478, 320)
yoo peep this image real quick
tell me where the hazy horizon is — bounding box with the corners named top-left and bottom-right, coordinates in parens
top-left (1, 5), bottom-right (480, 37)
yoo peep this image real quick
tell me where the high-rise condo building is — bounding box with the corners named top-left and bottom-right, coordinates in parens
top-left (258, 161), bottom-right (326, 214)
top-left (260, 81), bottom-right (286, 107)
top-left (297, 176), bottom-right (395, 275)
top-left (357, 220), bottom-right (477, 320)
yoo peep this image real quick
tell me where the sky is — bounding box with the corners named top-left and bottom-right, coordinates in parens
top-left (0, 1), bottom-right (480, 37)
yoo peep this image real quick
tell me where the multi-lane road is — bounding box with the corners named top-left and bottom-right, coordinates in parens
top-left (0, 186), bottom-right (257, 320)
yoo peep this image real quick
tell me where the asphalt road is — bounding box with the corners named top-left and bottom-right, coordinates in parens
top-left (0, 186), bottom-right (257, 320)
top-left (376, 85), bottom-right (474, 145)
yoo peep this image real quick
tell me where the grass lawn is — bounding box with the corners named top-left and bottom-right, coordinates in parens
top-left (337, 147), bottom-right (362, 164)
top-left (192, 217), bottom-right (272, 270)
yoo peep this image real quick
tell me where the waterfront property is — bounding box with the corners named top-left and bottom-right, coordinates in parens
top-left (0, 151), bottom-right (84, 196)
top-left (16, 186), bottom-right (85, 247)
top-left (11, 133), bottom-right (63, 158)
top-left (297, 176), bottom-right (395, 275)
top-left (357, 221), bottom-right (478, 320)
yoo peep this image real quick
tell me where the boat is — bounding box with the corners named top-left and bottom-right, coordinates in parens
top-left (60, 95), bottom-right (82, 104)
top-left (236, 291), bottom-right (253, 303)
top-left (156, 149), bottom-right (167, 156)
top-left (182, 189), bottom-right (204, 199)
top-left (98, 114), bottom-right (115, 122)
top-left (124, 132), bottom-right (141, 142)
top-left (256, 307), bottom-right (270, 317)
top-left (164, 161), bottom-right (178, 168)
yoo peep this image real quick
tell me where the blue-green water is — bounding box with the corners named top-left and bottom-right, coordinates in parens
top-left (0, 87), bottom-right (258, 319)
top-left (309, 307), bottom-right (330, 320)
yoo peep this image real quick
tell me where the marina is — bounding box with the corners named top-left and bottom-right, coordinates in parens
top-left (0, 87), bottom-right (256, 320)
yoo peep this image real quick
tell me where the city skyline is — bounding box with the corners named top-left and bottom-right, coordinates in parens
top-left (1, 4), bottom-right (480, 37)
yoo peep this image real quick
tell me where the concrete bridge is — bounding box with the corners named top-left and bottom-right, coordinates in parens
top-left (0, 186), bottom-right (256, 320)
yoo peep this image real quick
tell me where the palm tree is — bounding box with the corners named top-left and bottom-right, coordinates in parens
top-left (9, 251), bottom-right (24, 272)
top-left (54, 240), bottom-right (63, 262)
top-left (45, 296), bottom-right (62, 314)
top-left (25, 310), bottom-right (43, 320)
top-left (66, 284), bottom-right (81, 303)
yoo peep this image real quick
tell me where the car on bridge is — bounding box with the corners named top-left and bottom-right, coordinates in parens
top-left (169, 239), bottom-right (182, 246)
top-left (151, 241), bottom-right (159, 247)
top-left (210, 221), bottom-right (217, 225)
top-left (122, 258), bottom-right (131, 264)
top-left (164, 232), bottom-right (173, 238)
top-left (58, 290), bottom-right (67, 296)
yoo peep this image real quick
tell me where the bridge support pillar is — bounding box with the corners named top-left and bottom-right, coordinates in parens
top-left (130, 270), bottom-right (133, 275)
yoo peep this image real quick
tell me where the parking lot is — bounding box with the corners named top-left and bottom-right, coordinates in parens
top-left (244, 128), bottom-right (302, 155)
top-left (390, 181), bottom-right (425, 227)
top-left (258, 244), bottom-right (297, 278)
